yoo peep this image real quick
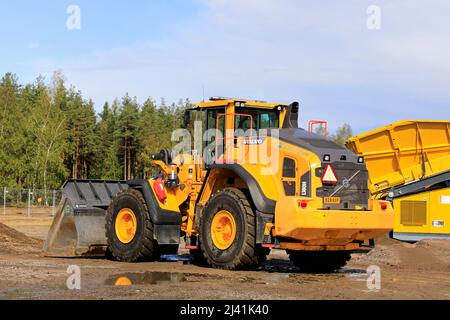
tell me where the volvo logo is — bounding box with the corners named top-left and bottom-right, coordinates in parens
top-left (243, 138), bottom-right (263, 145)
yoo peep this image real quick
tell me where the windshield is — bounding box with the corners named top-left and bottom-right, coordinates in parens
top-left (234, 108), bottom-right (279, 131)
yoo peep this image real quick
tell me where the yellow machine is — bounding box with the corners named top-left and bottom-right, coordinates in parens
top-left (44, 98), bottom-right (393, 271)
top-left (347, 120), bottom-right (450, 241)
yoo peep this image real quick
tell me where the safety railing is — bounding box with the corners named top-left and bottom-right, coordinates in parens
top-left (0, 187), bottom-right (62, 217)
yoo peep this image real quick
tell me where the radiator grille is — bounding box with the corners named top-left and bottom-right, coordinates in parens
top-left (316, 161), bottom-right (369, 210)
top-left (400, 200), bottom-right (427, 226)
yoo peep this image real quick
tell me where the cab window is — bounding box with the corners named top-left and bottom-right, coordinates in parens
top-left (235, 108), bottom-right (279, 132)
top-left (205, 108), bottom-right (225, 163)
top-left (207, 109), bottom-right (225, 132)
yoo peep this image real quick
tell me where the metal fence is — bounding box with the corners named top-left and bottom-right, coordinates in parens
top-left (1, 187), bottom-right (62, 216)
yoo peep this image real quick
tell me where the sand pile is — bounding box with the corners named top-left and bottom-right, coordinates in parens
top-left (351, 238), bottom-right (401, 267)
top-left (414, 239), bottom-right (450, 266)
top-left (0, 222), bottom-right (42, 255)
top-left (351, 237), bottom-right (450, 271)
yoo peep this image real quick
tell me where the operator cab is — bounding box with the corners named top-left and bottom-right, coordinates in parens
top-left (184, 97), bottom-right (294, 164)
top-left (184, 97), bottom-right (292, 131)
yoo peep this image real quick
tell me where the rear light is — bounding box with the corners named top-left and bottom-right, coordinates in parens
top-left (358, 156), bottom-right (364, 163)
top-left (298, 200), bottom-right (308, 209)
top-left (321, 164), bottom-right (338, 185)
top-left (381, 202), bottom-right (388, 210)
top-left (323, 154), bottom-right (331, 162)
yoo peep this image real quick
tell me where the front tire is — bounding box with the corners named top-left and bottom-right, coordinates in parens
top-left (106, 189), bottom-right (158, 262)
top-left (200, 188), bottom-right (269, 270)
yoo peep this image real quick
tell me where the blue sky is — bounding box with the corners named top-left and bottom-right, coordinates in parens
top-left (1, 0), bottom-right (449, 134)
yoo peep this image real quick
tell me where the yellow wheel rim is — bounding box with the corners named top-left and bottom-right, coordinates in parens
top-left (211, 210), bottom-right (236, 250)
top-left (114, 276), bottom-right (133, 286)
top-left (115, 208), bottom-right (137, 244)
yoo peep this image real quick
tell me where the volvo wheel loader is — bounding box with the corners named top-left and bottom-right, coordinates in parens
top-left (44, 98), bottom-right (393, 271)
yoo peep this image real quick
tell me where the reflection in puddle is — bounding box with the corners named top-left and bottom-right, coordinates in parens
top-left (259, 259), bottom-right (298, 273)
top-left (0, 289), bottom-right (33, 300)
top-left (160, 254), bottom-right (193, 262)
top-left (338, 268), bottom-right (368, 276)
top-left (105, 272), bottom-right (186, 286)
top-left (339, 268), bottom-right (369, 283)
top-left (262, 273), bottom-right (291, 282)
top-left (103, 267), bottom-right (369, 288)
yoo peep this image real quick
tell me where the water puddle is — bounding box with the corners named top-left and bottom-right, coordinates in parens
top-left (105, 271), bottom-right (186, 286)
top-left (0, 289), bottom-right (34, 300)
top-left (259, 259), bottom-right (298, 273)
top-left (338, 268), bottom-right (368, 276)
top-left (263, 273), bottom-right (291, 282)
top-left (339, 268), bottom-right (369, 282)
top-left (159, 254), bottom-right (193, 263)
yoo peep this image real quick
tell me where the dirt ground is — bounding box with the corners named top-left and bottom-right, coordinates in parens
top-left (0, 208), bottom-right (449, 300)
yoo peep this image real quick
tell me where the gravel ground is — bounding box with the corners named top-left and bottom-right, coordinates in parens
top-left (0, 209), bottom-right (449, 300)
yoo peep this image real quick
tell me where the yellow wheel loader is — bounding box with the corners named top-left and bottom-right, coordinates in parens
top-left (44, 98), bottom-right (393, 271)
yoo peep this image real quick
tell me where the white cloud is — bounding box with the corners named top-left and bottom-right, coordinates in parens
top-left (30, 0), bottom-right (450, 129)
top-left (26, 42), bottom-right (40, 49)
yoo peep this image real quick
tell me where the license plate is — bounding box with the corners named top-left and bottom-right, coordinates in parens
top-left (324, 197), bottom-right (341, 204)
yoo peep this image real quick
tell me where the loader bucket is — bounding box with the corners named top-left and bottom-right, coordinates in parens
top-left (43, 180), bottom-right (129, 257)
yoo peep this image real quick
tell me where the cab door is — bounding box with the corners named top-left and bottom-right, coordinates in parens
top-left (205, 108), bottom-right (225, 165)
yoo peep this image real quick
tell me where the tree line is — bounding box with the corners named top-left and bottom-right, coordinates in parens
top-left (0, 72), bottom-right (189, 193)
top-left (0, 72), bottom-right (353, 193)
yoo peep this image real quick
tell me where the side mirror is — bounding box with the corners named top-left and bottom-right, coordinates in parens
top-left (182, 110), bottom-right (191, 129)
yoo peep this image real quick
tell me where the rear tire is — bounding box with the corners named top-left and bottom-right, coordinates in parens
top-left (106, 189), bottom-right (158, 262)
top-left (200, 188), bottom-right (269, 270)
top-left (288, 250), bottom-right (352, 273)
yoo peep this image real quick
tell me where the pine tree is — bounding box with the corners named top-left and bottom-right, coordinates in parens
top-left (63, 87), bottom-right (97, 179)
top-left (118, 94), bottom-right (140, 180)
top-left (0, 73), bottom-right (27, 187)
top-left (0, 71), bottom-right (194, 187)
top-left (91, 101), bottom-right (122, 179)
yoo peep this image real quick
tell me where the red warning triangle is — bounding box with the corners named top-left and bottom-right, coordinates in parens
top-left (321, 164), bottom-right (338, 184)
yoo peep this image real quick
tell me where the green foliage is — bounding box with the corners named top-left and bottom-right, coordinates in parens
top-left (314, 124), bottom-right (327, 136)
top-left (0, 72), bottom-right (189, 188)
top-left (0, 73), bottom-right (27, 187)
top-left (90, 101), bottom-right (122, 180)
top-left (2, 71), bottom-right (358, 189)
top-left (313, 123), bottom-right (354, 146)
top-left (29, 79), bottom-right (68, 191)
top-left (330, 123), bottom-right (353, 145)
